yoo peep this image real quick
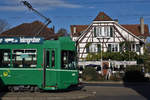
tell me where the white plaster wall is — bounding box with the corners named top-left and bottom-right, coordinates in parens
top-left (72, 37), bottom-right (78, 41)
top-left (79, 43), bottom-right (86, 48)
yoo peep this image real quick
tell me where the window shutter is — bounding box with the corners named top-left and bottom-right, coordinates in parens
top-left (136, 44), bottom-right (140, 52)
top-left (110, 27), bottom-right (113, 37)
top-left (119, 44), bottom-right (122, 52)
top-left (108, 44), bottom-right (111, 52)
top-left (97, 44), bottom-right (101, 52)
top-left (86, 46), bottom-right (89, 53)
top-left (94, 27), bottom-right (96, 37)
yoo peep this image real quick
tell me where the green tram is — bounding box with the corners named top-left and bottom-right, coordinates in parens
top-left (0, 36), bottom-right (78, 91)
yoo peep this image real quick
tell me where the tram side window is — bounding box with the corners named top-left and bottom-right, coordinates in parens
top-left (46, 50), bottom-right (50, 67)
top-left (12, 49), bottom-right (37, 68)
top-left (61, 51), bottom-right (76, 70)
top-left (0, 49), bottom-right (11, 68)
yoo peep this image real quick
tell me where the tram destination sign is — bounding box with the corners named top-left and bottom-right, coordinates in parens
top-left (0, 37), bottom-right (44, 44)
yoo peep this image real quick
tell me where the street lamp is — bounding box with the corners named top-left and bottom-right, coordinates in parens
top-left (96, 37), bottom-right (103, 75)
top-left (97, 36), bottom-right (110, 75)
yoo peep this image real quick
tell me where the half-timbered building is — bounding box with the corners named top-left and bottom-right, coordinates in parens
top-left (70, 12), bottom-right (149, 72)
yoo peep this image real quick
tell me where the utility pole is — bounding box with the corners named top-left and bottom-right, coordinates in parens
top-left (21, 1), bottom-right (51, 35)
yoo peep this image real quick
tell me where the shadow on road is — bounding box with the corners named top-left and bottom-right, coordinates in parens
top-left (82, 81), bottom-right (150, 100)
top-left (0, 78), bottom-right (7, 99)
top-left (123, 70), bottom-right (150, 100)
top-left (123, 82), bottom-right (150, 100)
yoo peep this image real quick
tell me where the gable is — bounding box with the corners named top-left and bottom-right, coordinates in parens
top-left (93, 12), bottom-right (113, 21)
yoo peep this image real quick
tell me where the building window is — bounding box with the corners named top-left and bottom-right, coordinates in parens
top-left (0, 49), bottom-right (11, 68)
top-left (107, 44), bottom-right (118, 52)
top-left (89, 44), bottom-right (97, 53)
top-left (94, 26), bottom-right (112, 37)
top-left (136, 44), bottom-right (140, 52)
top-left (96, 27), bottom-right (102, 37)
top-left (115, 44), bottom-right (118, 52)
top-left (132, 44), bottom-right (135, 51)
top-left (12, 49), bottom-right (37, 68)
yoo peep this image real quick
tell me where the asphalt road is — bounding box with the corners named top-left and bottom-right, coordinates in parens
top-left (0, 87), bottom-right (94, 100)
top-left (81, 82), bottom-right (150, 100)
top-left (0, 82), bottom-right (150, 100)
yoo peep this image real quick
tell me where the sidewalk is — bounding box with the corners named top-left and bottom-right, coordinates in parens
top-left (82, 81), bottom-right (150, 85)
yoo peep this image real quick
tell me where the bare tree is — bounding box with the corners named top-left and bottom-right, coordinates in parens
top-left (0, 19), bottom-right (10, 33)
top-left (57, 28), bottom-right (69, 36)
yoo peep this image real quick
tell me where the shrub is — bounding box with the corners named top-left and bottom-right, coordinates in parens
top-left (82, 67), bottom-right (102, 81)
top-left (82, 67), bottom-right (121, 81)
top-left (85, 51), bottom-right (140, 61)
top-left (123, 70), bottom-right (148, 82)
top-left (110, 75), bottom-right (121, 81)
top-left (123, 65), bottom-right (149, 82)
top-left (109, 72), bottom-right (123, 81)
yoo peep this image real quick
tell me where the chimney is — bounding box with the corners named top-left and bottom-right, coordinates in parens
top-left (140, 17), bottom-right (144, 34)
top-left (73, 26), bottom-right (76, 34)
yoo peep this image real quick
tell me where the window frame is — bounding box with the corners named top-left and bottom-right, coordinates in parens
top-left (95, 26), bottom-right (112, 37)
top-left (107, 43), bottom-right (119, 52)
top-left (61, 50), bottom-right (77, 70)
top-left (0, 49), bottom-right (11, 68)
top-left (12, 49), bottom-right (37, 68)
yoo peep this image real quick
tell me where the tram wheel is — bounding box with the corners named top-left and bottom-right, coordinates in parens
top-left (8, 86), bottom-right (15, 92)
top-left (34, 86), bottom-right (41, 92)
top-left (30, 86), bottom-right (34, 92)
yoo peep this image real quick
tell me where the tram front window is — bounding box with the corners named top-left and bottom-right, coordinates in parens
top-left (61, 50), bottom-right (76, 70)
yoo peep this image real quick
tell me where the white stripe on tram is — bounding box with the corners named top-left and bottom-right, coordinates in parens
top-left (0, 68), bottom-right (78, 72)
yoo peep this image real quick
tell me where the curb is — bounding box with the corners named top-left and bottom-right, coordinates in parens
top-left (81, 81), bottom-right (150, 85)
top-left (82, 81), bottom-right (124, 84)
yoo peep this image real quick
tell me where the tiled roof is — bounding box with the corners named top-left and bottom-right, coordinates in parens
top-left (0, 21), bottom-right (62, 40)
top-left (70, 24), bottom-right (149, 37)
top-left (70, 25), bottom-right (88, 37)
top-left (93, 12), bottom-right (113, 21)
top-left (121, 24), bottom-right (149, 37)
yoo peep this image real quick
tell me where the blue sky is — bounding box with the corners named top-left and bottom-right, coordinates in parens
top-left (0, 0), bottom-right (150, 35)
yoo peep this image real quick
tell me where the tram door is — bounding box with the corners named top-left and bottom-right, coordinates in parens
top-left (43, 49), bottom-right (56, 88)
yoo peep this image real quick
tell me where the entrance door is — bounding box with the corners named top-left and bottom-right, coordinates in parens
top-left (102, 61), bottom-right (109, 75)
top-left (43, 49), bottom-right (56, 88)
